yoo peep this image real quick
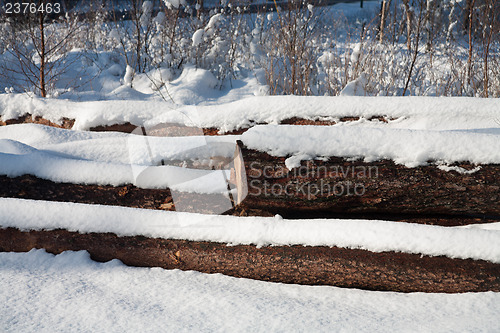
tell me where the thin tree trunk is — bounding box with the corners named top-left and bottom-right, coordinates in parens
top-left (169, 8), bottom-right (180, 57)
top-left (403, 0), bottom-right (412, 51)
top-left (197, 0), bottom-right (204, 19)
top-left (379, 0), bottom-right (389, 43)
top-left (482, 0), bottom-right (496, 98)
top-left (403, 8), bottom-right (422, 96)
top-left (467, 0), bottom-right (476, 86)
top-left (392, 0), bottom-right (397, 45)
top-left (425, 0), bottom-right (435, 67)
top-left (39, 11), bottom-right (46, 97)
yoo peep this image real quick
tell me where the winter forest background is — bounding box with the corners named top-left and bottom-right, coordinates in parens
top-left (0, 0), bottom-right (499, 99)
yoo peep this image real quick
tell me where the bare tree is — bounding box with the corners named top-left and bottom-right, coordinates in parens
top-left (402, 0), bottom-right (413, 51)
top-left (110, 0), bottom-right (159, 73)
top-left (477, 0), bottom-right (499, 97)
top-left (403, 0), bottom-right (426, 95)
top-left (0, 0), bottom-right (81, 97)
top-left (379, 0), bottom-right (391, 43)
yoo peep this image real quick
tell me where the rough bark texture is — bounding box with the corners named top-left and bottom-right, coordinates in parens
top-left (0, 175), bottom-right (235, 215)
top-left (238, 141), bottom-right (500, 221)
top-left (2, 175), bottom-right (498, 225)
top-left (0, 175), bottom-right (173, 210)
top-left (2, 120), bottom-right (498, 293)
top-left (0, 115), bottom-right (74, 129)
top-left (0, 227), bottom-right (498, 293)
top-left (90, 122), bottom-right (138, 133)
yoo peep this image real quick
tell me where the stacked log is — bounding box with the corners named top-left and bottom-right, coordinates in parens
top-left (1, 122), bottom-right (499, 293)
top-left (0, 227), bottom-right (498, 293)
top-left (233, 141), bottom-right (500, 224)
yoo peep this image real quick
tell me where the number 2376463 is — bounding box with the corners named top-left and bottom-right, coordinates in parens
top-left (4, 2), bottom-right (61, 15)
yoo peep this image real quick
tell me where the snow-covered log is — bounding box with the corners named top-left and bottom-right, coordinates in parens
top-left (234, 140), bottom-right (500, 221)
top-left (0, 175), bottom-right (237, 215)
top-left (0, 227), bottom-right (498, 293)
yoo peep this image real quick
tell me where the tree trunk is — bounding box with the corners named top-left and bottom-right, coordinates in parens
top-left (235, 141), bottom-right (500, 220)
top-left (1, 227), bottom-right (498, 293)
top-left (197, 0), bottom-right (204, 19)
top-left (467, 0), bottom-right (476, 86)
top-left (403, 0), bottom-right (412, 51)
top-left (39, 11), bottom-right (46, 97)
top-left (379, 0), bottom-right (390, 43)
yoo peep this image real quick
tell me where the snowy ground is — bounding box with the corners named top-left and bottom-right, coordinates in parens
top-left (1, 249), bottom-right (499, 333)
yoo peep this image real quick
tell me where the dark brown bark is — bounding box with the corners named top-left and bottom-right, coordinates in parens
top-left (39, 10), bottom-right (46, 98)
top-left (1, 174), bottom-right (496, 226)
top-left (237, 141), bottom-right (500, 220)
top-left (0, 175), bottom-right (238, 215)
top-left (0, 175), bottom-right (174, 210)
top-left (0, 115), bottom-right (74, 129)
top-left (0, 227), bottom-right (498, 293)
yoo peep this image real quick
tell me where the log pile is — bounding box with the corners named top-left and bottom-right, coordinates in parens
top-left (1, 121), bottom-right (499, 293)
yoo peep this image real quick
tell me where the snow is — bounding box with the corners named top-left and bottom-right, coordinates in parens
top-left (350, 42), bottom-right (362, 64)
top-left (140, 1), bottom-right (153, 29)
top-left (1, 198), bottom-right (499, 263)
top-left (241, 125), bottom-right (500, 168)
top-left (192, 13), bottom-right (223, 47)
top-left (437, 164), bottom-right (482, 174)
top-left (192, 29), bottom-right (205, 47)
top-left (161, 65), bottom-right (219, 104)
top-left (1, 94), bottom-right (498, 133)
top-left (340, 73), bottom-right (368, 96)
top-left (162, 0), bottom-right (186, 9)
top-left (0, 249), bottom-right (499, 333)
top-left (123, 65), bottom-right (135, 87)
top-left (153, 11), bottom-right (166, 26)
top-left (205, 13), bottom-right (223, 33)
top-left (0, 124), bottom-right (237, 193)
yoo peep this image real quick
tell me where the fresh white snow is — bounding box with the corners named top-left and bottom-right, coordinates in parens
top-left (0, 124), bottom-right (236, 192)
top-left (1, 94), bottom-right (499, 132)
top-left (0, 249), bottom-right (499, 333)
top-left (1, 198), bottom-right (499, 263)
top-left (241, 125), bottom-right (500, 168)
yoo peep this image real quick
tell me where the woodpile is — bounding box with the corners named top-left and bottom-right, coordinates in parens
top-left (0, 119), bottom-right (499, 293)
